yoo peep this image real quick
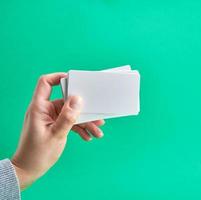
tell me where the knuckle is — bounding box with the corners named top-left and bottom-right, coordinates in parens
top-left (38, 75), bottom-right (46, 84)
top-left (26, 102), bottom-right (39, 118)
top-left (63, 110), bottom-right (77, 124)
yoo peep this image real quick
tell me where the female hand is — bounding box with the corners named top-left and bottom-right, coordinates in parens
top-left (11, 73), bottom-right (105, 190)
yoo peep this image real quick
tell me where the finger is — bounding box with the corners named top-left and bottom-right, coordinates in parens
top-left (51, 96), bottom-right (83, 138)
top-left (33, 72), bottom-right (67, 101)
top-left (72, 125), bottom-right (92, 141)
top-left (92, 119), bottom-right (105, 126)
top-left (79, 122), bottom-right (104, 138)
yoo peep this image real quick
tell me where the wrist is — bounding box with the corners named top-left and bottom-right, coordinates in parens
top-left (11, 159), bottom-right (35, 191)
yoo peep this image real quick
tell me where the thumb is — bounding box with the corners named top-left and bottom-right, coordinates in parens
top-left (51, 96), bottom-right (83, 138)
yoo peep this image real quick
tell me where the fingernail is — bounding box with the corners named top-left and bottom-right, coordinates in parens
top-left (98, 129), bottom-right (104, 137)
top-left (102, 120), bottom-right (105, 125)
top-left (70, 96), bottom-right (83, 110)
top-left (61, 72), bottom-right (68, 77)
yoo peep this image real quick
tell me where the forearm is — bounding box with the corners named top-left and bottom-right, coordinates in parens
top-left (0, 159), bottom-right (21, 200)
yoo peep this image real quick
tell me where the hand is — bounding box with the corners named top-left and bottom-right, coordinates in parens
top-left (11, 73), bottom-right (105, 190)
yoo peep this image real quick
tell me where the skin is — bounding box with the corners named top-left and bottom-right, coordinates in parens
top-left (11, 73), bottom-right (105, 190)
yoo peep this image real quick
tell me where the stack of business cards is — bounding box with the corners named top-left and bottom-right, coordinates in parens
top-left (60, 65), bottom-right (140, 124)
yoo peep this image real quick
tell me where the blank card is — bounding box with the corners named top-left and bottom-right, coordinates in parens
top-left (60, 65), bottom-right (140, 124)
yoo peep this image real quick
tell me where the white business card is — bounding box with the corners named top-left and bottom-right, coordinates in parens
top-left (60, 65), bottom-right (140, 124)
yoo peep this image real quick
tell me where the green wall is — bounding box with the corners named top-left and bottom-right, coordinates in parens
top-left (1, 0), bottom-right (201, 199)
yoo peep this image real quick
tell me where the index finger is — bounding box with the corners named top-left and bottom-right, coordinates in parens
top-left (33, 72), bottom-right (67, 101)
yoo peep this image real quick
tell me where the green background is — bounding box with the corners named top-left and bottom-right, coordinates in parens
top-left (1, 0), bottom-right (201, 199)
